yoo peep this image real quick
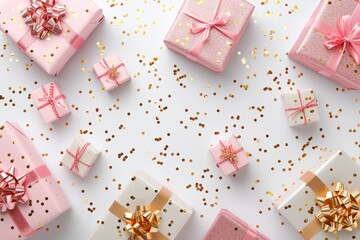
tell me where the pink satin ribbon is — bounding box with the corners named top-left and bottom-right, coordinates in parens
top-left (17, 0), bottom-right (85, 52)
top-left (217, 140), bottom-right (243, 171)
top-left (182, 0), bottom-right (239, 57)
top-left (5, 165), bottom-right (51, 237)
top-left (66, 143), bottom-right (93, 173)
top-left (98, 58), bottom-right (125, 86)
top-left (314, 3), bottom-right (360, 78)
top-left (285, 90), bottom-right (318, 125)
top-left (37, 82), bottom-right (66, 119)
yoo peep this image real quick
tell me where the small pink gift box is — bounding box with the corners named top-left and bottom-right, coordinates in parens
top-left (204, 209), bottom-right (270, 240)
top-left (289, 0), bottom-right (360, 90)
top-left (210, 135), bottom-right (248, 176)
top-left (0, 122), bottom-right (71, 240)
top-left (32, 81), bottom-right (71, 124)
top-left (0, 0), bottom-right (104, 76)
top-left (164, 0), bottom-right (254, 73)
top-left (93, 54), bottom-right (131, 91)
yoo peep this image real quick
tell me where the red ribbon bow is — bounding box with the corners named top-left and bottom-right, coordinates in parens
top-left (98, 58), bottom-right (125, 86)
top-left (66, 143), bottom-right (93, 173)
top-left (285, 90), bottom-right (318, 125)
top-left (325, 15), bottom-right (360, 65)
top-left (21, 0), bottom-right (67, 39)
top-left (0, 166), bottom-right (28, 213)
top-left (37, 82), bottom-right (66, 119)
top-left (217, 140), bottom-right (243, 170)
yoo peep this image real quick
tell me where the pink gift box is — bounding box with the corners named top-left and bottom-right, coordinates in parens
top-left (164, 0), bottom-right (254, 73)
top-left (0, 122), bottom-right (71, 240)
top-left (32, 81), bottom-right (71, 124)
top-left (204, 209), bottom-right (270, 240)
top-left (289, 0), bottom-right (360, 90)
top-left (210, 135), bottom-right (248, 176)
top-left (93, 54), bottom-right (131, 91)
top-left (0, 0), bottom-right (104, 76)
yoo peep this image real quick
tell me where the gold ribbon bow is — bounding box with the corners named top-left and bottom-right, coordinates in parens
top-left (300, 171), bottom-right (360, 239)
top-left (124, 205), bottom-right (161, 240)
top-left (109, 186), bottom-right (172, 240)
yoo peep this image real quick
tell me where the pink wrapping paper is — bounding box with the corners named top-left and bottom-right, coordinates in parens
top-left (0, 0), bottom-right (104, 76)
top-left (93, 54), bottom-right (131, 91)
top-left (210, 135), bottom-right (248, 176)
top-left (0, 122), bottom-right (71, 240)
top-left (31, 81), bottom-right (71, 124)
top-left (289, 0), bottom-right (360, 90)
top-left (164, 0), bottom-right (254, 73)
top-left (204, 209), bottom-right (270, 240)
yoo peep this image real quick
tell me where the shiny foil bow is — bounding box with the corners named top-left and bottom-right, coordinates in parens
top-left (325, 15), bottom-right (360, 65)
top-left (21, 0), bottom-right (67, 39)
top-left (98, 58), bottom-right (125, 86)
top-left (0, 166), bottom-right (28, 212)
top-left (124, 205), bottom-right (161, 240)
top-left (217, 140), bottom-right (243, 170)
top-left (315, 182), bottom-right (360, 233)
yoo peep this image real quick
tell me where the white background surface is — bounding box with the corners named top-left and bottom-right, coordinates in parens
top-left (1, 0), bottom-right (360, 239)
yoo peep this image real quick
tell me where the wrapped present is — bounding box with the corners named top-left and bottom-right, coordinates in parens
top-left (210, 135), bottom-right (248, 176)
top-left (289, 0), bottom-right (360, 90)
top-left (281, 89), bottom-right (320, 127)
top-left (32, 81), bottom-right (71, 123)
top-left (275, 150), bottom-right (360, 240)
top-left (164, 0), bottom-right (254, 73)
top-left (90, 172), bottom-right (193, 240)
top-left (0, 0), bottom-right (104, 76)
top-left (61, 136), bottom-right (100, 178)
top-left (204, 209), bottom-right (270, 240)
top-left (0, 122), bottom-right (71, 240)
top-left (93, 54), bottom-right (131, 91)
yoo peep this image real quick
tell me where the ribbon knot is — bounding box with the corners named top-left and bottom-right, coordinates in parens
top-left (217, 140), bottom-right (243, 170)
top-left (37, 82), bottom-right (66, 119)
top-left (325, 15), bottom-right (360, 65)
top-left (98, 58), bottom-right (125, 86)
top-left (285, 90), bottom-right (318, 125)
top-left (124, 205), bottom-right (161, 240)
top-left (66, 143), bottom-right (93, 173)
top-left (0, 166), bottom-right (28, 213)
top-left (21, 0), bottom-right (67, 39)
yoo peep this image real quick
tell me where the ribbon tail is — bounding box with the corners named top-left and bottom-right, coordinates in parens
top-left (214, 26), bottom-right (239, 41)
top-left (300, 218), bottom-right (323, 240)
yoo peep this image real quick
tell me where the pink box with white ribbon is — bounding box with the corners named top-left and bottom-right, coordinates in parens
top-left (289, 0), bottom-right (360, 90)
top-left (164, 0), bottom-right (254, 73)
top-left (0, 122), bottom-right (70, 240)
top-left (204, 209), bottom-right (270, 240)
top-left (0, 0), bottom-right (104, 76)
top-left (210, 135), bottom-right (248, 176)
top-left (31, 81), bottom-right (71, 124)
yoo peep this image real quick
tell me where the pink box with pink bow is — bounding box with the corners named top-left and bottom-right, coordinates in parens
top-left (289, 0), bottom-right (360, 90)
top-left (164, 0), bottom-right (254, 73)
top-left (0, 0), bottom-right (104, 76)
top-left (0, 122), bottom-right (70, 240)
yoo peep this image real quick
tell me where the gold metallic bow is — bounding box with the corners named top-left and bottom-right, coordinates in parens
top-left (21, 0), bottom-right (67, 39)
top-left (315, 182), bottom-right (360, 233)
top-left (124, 205), bottom-right (161, 240)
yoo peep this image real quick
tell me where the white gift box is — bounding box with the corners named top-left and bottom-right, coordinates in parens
top-left (61, 136), bottom-right (100, 178)
top-left (281, 89), bottom-right (320, 127)
top-left (275, 150), bottom-right (360, 240)
top-left (90, 171), bottom-right (193, 240)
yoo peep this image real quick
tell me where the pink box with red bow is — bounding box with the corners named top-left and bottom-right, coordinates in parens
top-left (164, 0), bottom-right (254, 73)
top-left (0, 0), bottom-right (104, 76)
top-left (0, 122), bottom-right (70, 240)
top-left (32, 81), bottom-right (71, 124)
top-left (204, 209), bottom-right (270, 240)
top-left (289, 0), bottom-right (360, 90)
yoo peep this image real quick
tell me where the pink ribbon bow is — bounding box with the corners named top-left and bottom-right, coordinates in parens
top-left (21, 0), bottom-right (67, 39)
top-left (0, 166), bottom-right (28, 212)
top-left (217, 140), bottom-right (243, 170)
top-left (98, 58), bottom-right (125, 86)
top-left (285, 90), bottom-right (318, 125)
top-left (37, 82), bottom-right (66, 119)
top-left (182, 0), bottom-right (238, 56)
top-left (325, 15), bottom-right (360, 66)
top-left (66, 143), bottom-right (93, 173)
